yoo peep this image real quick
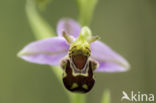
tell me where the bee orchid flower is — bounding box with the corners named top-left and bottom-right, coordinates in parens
top-left (18, 18), bottom-right (130, 93)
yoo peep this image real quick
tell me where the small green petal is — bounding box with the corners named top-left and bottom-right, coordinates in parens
top-left (79, 26), bottom-right (92, 40)
top-left (68, 26), bottom-right (100, 58)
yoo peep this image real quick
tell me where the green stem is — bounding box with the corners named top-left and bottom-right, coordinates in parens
top-left (77, 0), bottom-right (98, 26)
top-left (26, 0), bottom-right (55, 39)
top-left (101, 90), bottom-right (111, 103)
top-left (70, 94), bottom-right (86, 103)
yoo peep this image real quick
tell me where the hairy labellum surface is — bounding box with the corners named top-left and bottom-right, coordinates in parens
top-left (72, 54), bottom-right (87, 70)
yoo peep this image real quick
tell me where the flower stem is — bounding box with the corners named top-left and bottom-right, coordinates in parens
top-left (101, 90), bottom-right (111, 103)
top-left (69, 93), bottom-right (86, 103)
top-left (26, 0), bottom-right (55, 39)
top-left (77, 0), bottom-right (98, 26)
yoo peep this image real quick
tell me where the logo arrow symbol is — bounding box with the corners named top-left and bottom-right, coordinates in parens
top-left (121, 91), bottom-right (131, 101)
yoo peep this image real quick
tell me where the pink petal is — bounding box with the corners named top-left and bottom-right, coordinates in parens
top-left (18, 37), bottom-right (69, 65)
top-left (91, 40), bottom-right (130, 72)
top-left (57, 18), bottom-right (81, 38)
top-left (95, 62), bottom-right (127, 72)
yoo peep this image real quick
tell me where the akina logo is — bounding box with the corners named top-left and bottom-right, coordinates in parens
top-left (121, 91), bottom-right (154, 102)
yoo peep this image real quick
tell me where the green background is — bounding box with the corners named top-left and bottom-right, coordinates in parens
top-left (0, 0), bottom-right (156, 103)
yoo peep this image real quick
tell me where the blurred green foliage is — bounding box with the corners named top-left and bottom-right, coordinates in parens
top-left (35, 0), bottom-right (53, 10)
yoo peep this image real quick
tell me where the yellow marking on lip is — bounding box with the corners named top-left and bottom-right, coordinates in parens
top-left (82, 84), bottom-right (88, 89)
top-left (71, 83), bottom-right (78, 89)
